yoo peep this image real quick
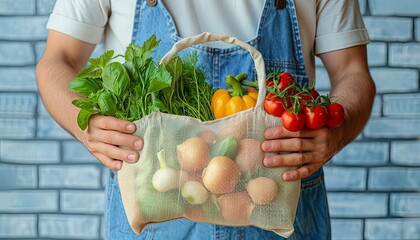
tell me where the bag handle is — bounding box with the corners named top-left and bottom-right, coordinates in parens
top-left (160, 32), bottom-right (267, 109)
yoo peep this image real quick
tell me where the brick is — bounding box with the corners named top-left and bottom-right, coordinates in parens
top-left (363, 17), bottom-right (412, 41)
top-left (0, 16), bottom-right (48, 40)
top-left (369, 167), bottom-right (420, 191)
top-left (369, 0), bottom-right (420, 16)
top-left (1, 140), bottom-right (59, 164)
top-left (37, 97), bottom-right (50, 117)
top-left (328, 193), bottom-right (387, 218)
top-left (61, 190), bottom-right (104, 214)
top-left (416, 18), bottom-right (420, 41)
top-left (0, 164), bottom-right (37, 189)
top-left (0, 118), bottom-right (35, 139)
top-left (391, 141), bottom-right (420, 166)
top-left (39, 165), bottom-right (101, 189)
top-left (314, 67), bottom-right (330, 91)
top-left (0, 190), bottom-right (58, 212)
top-left (367, 42), bottom-right (387, 66)
top-left (384, 94), bottom-right (420, 117)
top-left (390, 193), bottom-right (420, 217)
top-left (0, 214), bottom-right (37, 238)
top-left (37, 0), bottom-right (56, 15)
top-left (37, 116), bottom-right (73, 139)
top-left (101, 216), bottom-right (105, 239)
top-left (358, 0), bottom-right (366, 15)
top-left (0, 0), bottom-right (35, 15)
top-left (39, 214), bottom-right (100, 239)
top-left (331, 219), bottom-right (363, 240)
top-left (365, 218), bottom-right (420, 240)
top-left (0, 42), bottom-right (34, 66)
top-left (364, 118), bottom-right (420, 138)
top-left (0, 93), bottom-right (37, 117)
top-left (371, 95), bottom-right (382, 117)
top-left (63, 141), bottom-right (96, 163)
top-left (332, 142), bottom-right (388, 166)
top-left (324, 167), bottom-right (366, 191)
top-left (389, 43), bottom-right (420, 68)
top-left (369, 68), bottom-right (419, 94)
top-left (102, 167), bottom-right (111, 188)
top-left (35, 41), bottom-right (46, 62)
top-left (0, 67), bottom-right (37, 91)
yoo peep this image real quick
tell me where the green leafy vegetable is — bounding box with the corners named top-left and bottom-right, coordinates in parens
top-left (68, 35), bottom-right (216, 129)
top-left (98, 90), bottom-right (117, 116)
top-left (67, 77), bottom-right (101, 97)
top-left (102, 62), bottom-right (130, 97)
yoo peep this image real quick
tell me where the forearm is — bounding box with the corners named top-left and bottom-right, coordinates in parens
top-left (36, 56), bottom-right (85, 141)
top-left (329, 69), bottom-right (376, 146)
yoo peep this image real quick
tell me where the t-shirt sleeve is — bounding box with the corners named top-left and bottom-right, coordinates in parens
top-left (315, 0), bottom-right (370, 55)
top-left (46, 0), bottom-right (110, 44)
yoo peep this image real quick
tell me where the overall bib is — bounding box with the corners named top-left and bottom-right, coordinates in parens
top-left (104, 0), bottom-right (331, 239)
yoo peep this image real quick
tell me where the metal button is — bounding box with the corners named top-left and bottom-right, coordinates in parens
top-left (110, 172), bottom-right (115, 179)
top-left (147, 0), bottom-right (157, 6)
top-left (275, 0), bottom-right (286, 9)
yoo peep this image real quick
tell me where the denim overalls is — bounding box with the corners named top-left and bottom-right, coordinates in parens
top-left (104, 0), bottom-right (331, 239)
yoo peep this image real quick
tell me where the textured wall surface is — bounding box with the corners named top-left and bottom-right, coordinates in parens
top-left (0, 0), bottom-right (419, 239)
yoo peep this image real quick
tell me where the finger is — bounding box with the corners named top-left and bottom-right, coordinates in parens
top-left (88, 128), bottom-right (143, 150)
top-left (93, 152), bottom-right (123, 171)
top-left (282, 162), bottom-right (323, 181)
top-left (263, 152), bottom-right (312, 167)
top-left (261, 138), bottom-right (315, 152)
top-left (264, 125), bottom-right (318, 140)
top-left (92, 142), bottom-right (140, 163)
top-left (90, 115), bottom-right (137, 134)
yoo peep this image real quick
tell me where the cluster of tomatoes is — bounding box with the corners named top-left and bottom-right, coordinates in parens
top-left (263, 71), bottom-right (345, 132)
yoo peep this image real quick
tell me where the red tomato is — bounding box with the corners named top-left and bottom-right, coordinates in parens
top-left (303, 105), bottom-right (328, 129)
top-left (264, 92), bottom-right (289, 117)
top-left (266, 72), bottom-right (296, 95)
top-left (281, 109), bottom-right (305, 132)
top-left (299, 89), bottom-right (320, 104)
top-left (278, 72), bottom-right (295, 92)
top-left (326, 103), bottom-right (345, 128)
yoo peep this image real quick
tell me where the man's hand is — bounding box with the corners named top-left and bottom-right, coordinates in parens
top-left (261, 45), bottom-right (376, 181)
top-left (80, 116), bottom-right (143, 171)
top-left (262, 125), bottom-right (343, 181)
top-left (36, 31), bottom-right (144, 170)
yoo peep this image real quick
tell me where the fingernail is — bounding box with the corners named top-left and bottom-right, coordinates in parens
top-left (134, 140), bottom-right (142, 149)
top-left (263, 157), bottom-right (274, 167)
top-left (126, 124), bottom-right (135, 132)
top-left (114, 162), bottom-right (122, 170)
top-left (262, 141), bottom-right (272, 151)
top-left (265, 129), bottom-right (273, 138)
top-left (283, 173), bottom-right (292, 181)
top-left (128, 154), bottom-right (136, 162)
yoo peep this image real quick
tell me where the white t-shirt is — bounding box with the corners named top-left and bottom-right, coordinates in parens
top-left (46, 0), bottom-right (369, 83)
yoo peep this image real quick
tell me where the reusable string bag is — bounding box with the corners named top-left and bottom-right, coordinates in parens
top-left (118, 32), bottom-right (301, 238)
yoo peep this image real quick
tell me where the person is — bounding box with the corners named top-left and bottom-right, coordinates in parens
top-left (36, 0), bottom-right (376, 239)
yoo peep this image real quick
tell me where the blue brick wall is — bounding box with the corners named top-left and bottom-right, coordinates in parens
top-left (0, 1), bottom-right (419, 239)
top-left (316, 1), bottom-right (420, 239)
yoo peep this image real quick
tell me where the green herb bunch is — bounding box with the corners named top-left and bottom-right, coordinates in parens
top-left (68, 35), bottom-right (216, 130)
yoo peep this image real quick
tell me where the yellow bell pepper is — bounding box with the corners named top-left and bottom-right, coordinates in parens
top-left (211, 74), bottom-right (258, 119)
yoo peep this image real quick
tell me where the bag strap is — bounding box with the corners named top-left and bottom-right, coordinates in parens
top-left (160, 32), bottom-right (267, 109)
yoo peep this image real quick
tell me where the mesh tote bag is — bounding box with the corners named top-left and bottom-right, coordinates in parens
top-left (118, 32), bottom-right (301, 238)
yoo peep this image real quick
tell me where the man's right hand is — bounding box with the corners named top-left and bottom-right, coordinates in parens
top-left (80, 115), bottom-right (144, 170)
